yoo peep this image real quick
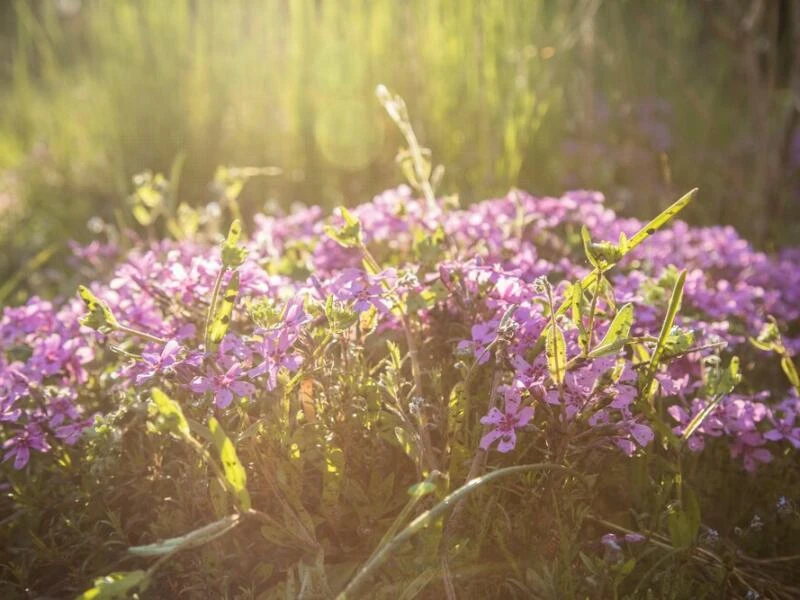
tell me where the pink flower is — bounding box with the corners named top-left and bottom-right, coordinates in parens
top-left (764, 408), bottom-right (800, 449)
top-left (3, 424), bottom-right (51, 470)
top-left (135, 339), bottom-right (182, 385)
top-left (479, 383), bottom-right (534, 453)
top-left (190, 363), bottom-right (255, 409)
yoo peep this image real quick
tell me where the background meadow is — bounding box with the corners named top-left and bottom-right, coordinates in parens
top-left (1, 0), bottom-right (800, 298)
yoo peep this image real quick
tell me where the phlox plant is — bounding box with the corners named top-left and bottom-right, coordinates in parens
top-left (1, 87), bottom-right (800, 599)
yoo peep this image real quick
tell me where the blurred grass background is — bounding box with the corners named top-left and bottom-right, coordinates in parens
top-left (0, 0), bottom-right (798, 295)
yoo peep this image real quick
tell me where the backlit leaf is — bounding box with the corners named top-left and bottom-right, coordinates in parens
top-left (627, 188), bottom-right (698, 253)
top-left (545, 323), bottom-right (566, 385)
top-left (149, 388), bottom-right (190, 439)
top-left (642, 269), bottom-right (687, 395)
top-left (221, 219), bottom-right (248, 268)
top-left (77, 286), bottom-right (119, 333)
top-left (781, 356), bottom-right (800, 389)
top-left (208, 272), bottom-right (239, 348)
top-left (588, 303), bottom-right (633, 358)
top-left (209, 417), bottom-right (251, 511)
top-left (76, 570), bottom-right (150, 600)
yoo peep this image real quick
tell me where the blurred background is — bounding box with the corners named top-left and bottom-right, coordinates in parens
top-left (0, 0), bottom-right (799, 296)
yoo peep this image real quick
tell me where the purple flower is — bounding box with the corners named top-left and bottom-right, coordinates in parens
top-left (248, 329), bottom-right (303, 391)
top-left (601, 533), bottom-right (622, 552)
top-left (479, 383), bottom-right (534, 453)
top-left (46, 389), bottom-right (79, 427)
top-left (330, 268), bottom-right (392, 314)
top-left (3, 424), bottom-right (51, 469)
top-left (764, 408), bottom-right (800, 449)
top-left (54, 417), bottom-right (95, 445)
top-left (190, 363), bottom-right (255, 409)
top-left (135, 339), bottom-right (182, 385)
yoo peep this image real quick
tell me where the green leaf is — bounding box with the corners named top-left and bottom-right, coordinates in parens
top-left (667, 509), bottom-right (693, 549)
top-left (553, 189), bottom-right (697, 321)
top-left (627, 188), bottom-right (698, 253)
top-left (358, 304), bottom-right (378, 336)
top-left (149, 388), bottom-right (190, 439)
top-left (667, 493), bottom-right (700, 550)
top-left (618, 558), bottom-right (636, 577)
top-left (545, 323), bottom-right (566, 385)
top-left (447, 382), bottom-right (468, 439)
top-left (407, 481), bottom-right (437, 498)
top-left (750, 317), bottom-right (783, 352)
top-left (683, 357), bottom-right (740, 441)
top-left (128, 514), bottom-right (240, 557)
top-left (77, 286), bottom-right (119, 333)
top-left (642, 269), bottom-right (687, 396)
top-left (321, 443), bottom-right (345, 515)
top-left (781, 356), bottom-right (800, 389)
top-left (568, 281), bottom-right (583, 325)
top-left (617, 231), bottom-right (629, 253)
top-left (580, 225), bottom-right (601, 269)
top-left (221, 219), bottom-right (248, 268)
top-left (324, 206), bottom-right (362, 248)
top-left (413, 226), bottom-right (446, 268)
top-left (209, 417), bottom-right (251, 511)
top-left (662, 327), bottom-right (696, 359)
top-left (567, 282), bottom-right (589, 354)
top-left (394, 426), bottom-right (422, 468)
top-left (717, 356), bottom-right (741, 396)
top-left (76, 570), bottom-right (150, 600)
top-left (208, 271), bottom-right (240, 348)
top-left (167, 202), bottom-right (200, 240)
top-left (684, 488), bottom-right (702, 543)
top-left (588, 303), bottom-right (634, 358)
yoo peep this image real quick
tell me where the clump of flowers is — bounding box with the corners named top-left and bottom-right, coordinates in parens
top-left (2, 90), bottom-right (800, 599)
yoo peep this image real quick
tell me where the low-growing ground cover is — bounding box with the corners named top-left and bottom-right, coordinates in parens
top-left (2, 89), bottom-right (800, 599)
top-left (1, 178), bottom-right (799, 598)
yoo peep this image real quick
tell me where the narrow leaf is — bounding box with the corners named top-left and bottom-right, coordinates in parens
top-left (581, 225), bottom-right (600, 269)
top-left (394, 426), bottom-right (422, 467)
top-left (643, 269), bottom-right (687, 393)
top-left (209, 417), bottom-right (251, 511)
top-left (149, 388), bottom-right (190, 439)
top-left (76, 570), bottom-right (150, 600)
top-left (588, 303), bottom-right (634, 358)
top-left (781, 356), bottom-right (800, 389)
top-left (627, 188), bottom-right (698, 253)
top-left (683, 358), bottom-right (740, 441)
top-left (208, 271), bottom-right (239, 347)
top-left (552, 189), bottom-right (697, 322)
top-left (545, 323), bottom-right (567, 385)
top-left (128, 514), bottom-right (240, 557)
top-left (338, 463), bottom-right (585, 599)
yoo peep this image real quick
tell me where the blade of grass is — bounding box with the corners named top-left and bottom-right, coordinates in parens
top-left (336, 463), bottom-right (587, 599)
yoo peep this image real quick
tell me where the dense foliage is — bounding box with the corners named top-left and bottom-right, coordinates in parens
top-left (1, 170), bottom-right (799, 597)
top-left (2, 86), bottom-right (800, 599)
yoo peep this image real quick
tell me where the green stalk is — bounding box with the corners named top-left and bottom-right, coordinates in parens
top-left (204, 266), bottom-right (227, 351)
top-left (337, 463), bottom-right (585, 599)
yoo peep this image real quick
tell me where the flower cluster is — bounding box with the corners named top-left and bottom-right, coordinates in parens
top-left (1, 186), bottom-right (798, 474)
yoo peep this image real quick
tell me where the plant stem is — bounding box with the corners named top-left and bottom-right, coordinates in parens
top-left (115, 323), bottom-right (167, 345)
top-left (204, 266), bottom-right (227, 350)
top-left (584, 267), bottom-right (602, 355)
